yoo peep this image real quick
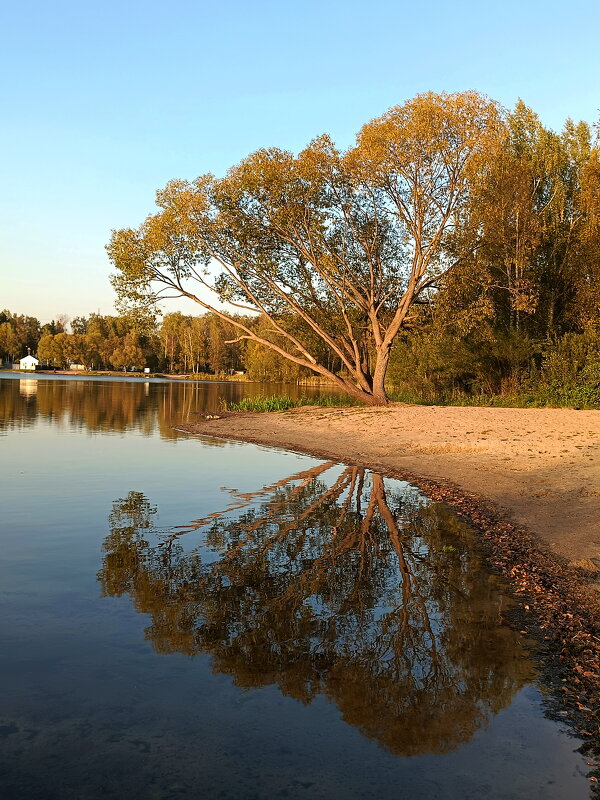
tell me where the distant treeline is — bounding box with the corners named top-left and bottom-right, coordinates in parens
top-left (1, 310), bottom-right (244, 374)
top-left (0, 309), bottom-right (320, 379)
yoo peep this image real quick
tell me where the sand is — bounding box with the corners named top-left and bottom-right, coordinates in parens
top-left (181, 404), bottom-right (600, 567)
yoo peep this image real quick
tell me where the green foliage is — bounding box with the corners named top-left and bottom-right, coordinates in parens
top-left (0, 310), bottom-right (41, 361)
top-left (538, 331), bottom-right (600, 407)
top-left (159, 311), bottom-right (247, 374)
top-left (385, 328), bottom-right (600, 409)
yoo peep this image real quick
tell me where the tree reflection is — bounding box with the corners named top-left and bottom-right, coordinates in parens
top-left (0, 377), bottom-right (328, 438)
top-left (98, 466), bottom-right (532, 756)
top-left (0, 378), bottom-right (234, 438)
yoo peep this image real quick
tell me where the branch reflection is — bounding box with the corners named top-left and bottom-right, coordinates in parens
top-left (98, 465), bottom-right (532, 756)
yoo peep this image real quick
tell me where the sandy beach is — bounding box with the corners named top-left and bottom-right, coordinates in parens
top-left (181, 404), bottom-right (600, 567)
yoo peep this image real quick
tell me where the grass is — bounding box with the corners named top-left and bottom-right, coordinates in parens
top-left (224, 394), bottom-right (363, 412)
top-left (428, 392), bottom-right (599, 410)
top-left (225, 387), bottom-right (600, 413)
top-left (389, 387), bottom-right (600, 409)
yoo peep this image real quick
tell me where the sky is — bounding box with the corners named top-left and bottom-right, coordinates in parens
top-left (1, 0), bottom-right (599, 324)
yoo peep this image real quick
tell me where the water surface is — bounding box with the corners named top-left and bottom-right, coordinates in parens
top-left (0, 376), bottom-right (590, 799)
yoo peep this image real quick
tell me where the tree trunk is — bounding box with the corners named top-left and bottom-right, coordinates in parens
top-left (371, 345), bottom-right (392, 405)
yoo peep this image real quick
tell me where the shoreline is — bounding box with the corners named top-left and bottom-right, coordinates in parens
top-left (182, 404), bottom-right (600, 564)
top-left (179, 404), bottom-right (600, 779)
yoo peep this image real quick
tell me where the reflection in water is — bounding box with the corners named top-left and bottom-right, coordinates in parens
top-left (19, 379), bottom-right (38, 397)
top-left (98, 464), bottom-right (532, 757)
top-left (0, 376), bottom-right (334, 438)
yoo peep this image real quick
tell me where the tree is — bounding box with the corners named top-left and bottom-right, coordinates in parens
top-left (71, 315), bottom-right (89, 335)
top-left (574, 145), bottom-right (600, 329)
top-left (36, 333), bottom-right (59, 365)
top-left (159, 312), bottom-right (185, 372)
top-left (110, 333), bottom-right (144, 370)
top-left (186, 315), bottom-right (210, 373)
top-left (108, 91), bottom-right (501, 404)
top-left (445, 101), bottom-right (598, 340)
top-left (0, 310), bottom-right (41, 359)
top-left (244, 315), bottom-right (312, 382)
top-left (53, 332), bottom-right (74, 368)
top-left (0, 321), bottom-right (19, 361)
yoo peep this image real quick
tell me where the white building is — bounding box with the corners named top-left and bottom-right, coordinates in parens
top-left (18, 355), bottom-right (40, 371)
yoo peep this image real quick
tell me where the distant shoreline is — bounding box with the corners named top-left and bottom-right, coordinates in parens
top-left (0, 369), bottom-right (335, 386)
top-left (0, 370), bottom-right (254, 385)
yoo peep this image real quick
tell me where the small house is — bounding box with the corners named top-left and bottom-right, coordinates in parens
top-left (18, 355), bottom-right (40, 371)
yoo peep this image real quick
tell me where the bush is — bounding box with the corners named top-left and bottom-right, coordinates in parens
top-left (539, 331), bottom-right (600, 407)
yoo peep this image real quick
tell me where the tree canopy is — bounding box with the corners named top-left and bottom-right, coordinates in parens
top-left (108, 91), bottom-right (502, 404)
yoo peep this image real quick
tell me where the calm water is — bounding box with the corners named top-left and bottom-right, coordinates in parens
top-left (0, 376), bottom-right (590, 799)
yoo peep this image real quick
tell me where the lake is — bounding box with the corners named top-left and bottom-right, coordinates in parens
top-left (0, 375), bottom-right (590, 799)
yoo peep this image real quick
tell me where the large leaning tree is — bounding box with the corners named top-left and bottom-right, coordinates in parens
top-left (108, 91), bottom-right (501, 404)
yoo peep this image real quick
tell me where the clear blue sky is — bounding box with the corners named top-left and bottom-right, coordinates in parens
top-left (1, 0), bottom-right (598, 323)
